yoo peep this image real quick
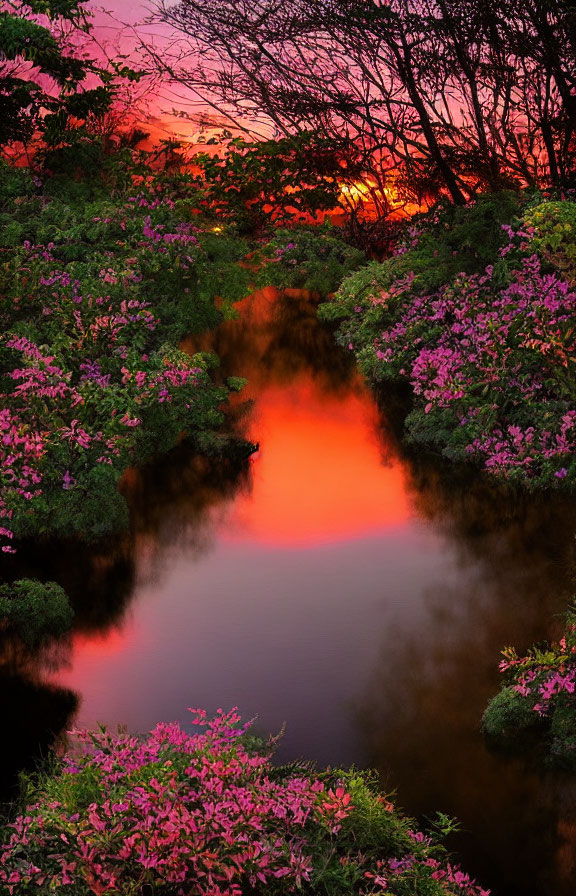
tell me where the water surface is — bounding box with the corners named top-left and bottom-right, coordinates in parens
top-left (3, 289), bottom-right (576, 895)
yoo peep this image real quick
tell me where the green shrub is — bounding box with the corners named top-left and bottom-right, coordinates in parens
top-left (524, 200), bottom-right (576, 283)
top-left (483, 611), bottom-right (576, 769)
top-left (0, 578), bottom-right (73, 646)
top-left (482, 686), bottom-right (546, 752)
top-left (259, 227), bottom-right (366, 295)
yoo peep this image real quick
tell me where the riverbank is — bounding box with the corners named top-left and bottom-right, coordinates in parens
top-left (318, 193), bottom-right (576, 489)
top-left (483, 607), bottom-right (576, 770)
top-left (0, 162), bottom-right (258, 642)
top-left (0, 162), bottom-right (256, 551)
top-left (2, 159), bottom-right (576, 894)
top-left (2, 276), bottom-right (575, 895)
top-left (0, 708), bottom-right (489, 896)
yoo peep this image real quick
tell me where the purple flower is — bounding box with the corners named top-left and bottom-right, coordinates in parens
top-left (62, 470), bottom-right (76, 490)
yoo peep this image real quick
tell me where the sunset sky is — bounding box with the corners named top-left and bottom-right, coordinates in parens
top-left (89, 0), bottom-right (249, 145)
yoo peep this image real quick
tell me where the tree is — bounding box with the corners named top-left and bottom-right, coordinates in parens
top-left (0, 0), bottom-right (143, 160)
top-left (149, 0), bottom-right (576, 206)
top-left (190, 131), bottom-right (364, 232)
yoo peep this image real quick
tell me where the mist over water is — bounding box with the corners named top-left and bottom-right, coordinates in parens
top-left (3, 290), bottom-right (575, 895)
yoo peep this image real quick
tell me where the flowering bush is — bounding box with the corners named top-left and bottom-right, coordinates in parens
top-left (0, 709), bottom-right (489, 896)
top-left (320, 195), bottom-right (576, 487)
top-left (483, 610), bottom-right (576, 769)
top-left (0, 168), bottom-right (253, 549)
top-left (257, 227), bottom-right (366, 295)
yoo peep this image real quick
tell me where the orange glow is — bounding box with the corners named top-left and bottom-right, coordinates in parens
top-left (339, 179), bottom-right (377, 202)
top-left (224, 377), bottom-right (411, 547)
top-left (337, 178), bottom-right (408, 219)
top-left (70, 628), bottom-right (130, 657)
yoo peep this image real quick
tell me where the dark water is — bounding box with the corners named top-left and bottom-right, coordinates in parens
top-left (2, 289), bottom-right (576, 895)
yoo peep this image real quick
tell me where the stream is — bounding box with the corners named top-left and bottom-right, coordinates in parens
top-left (3, 289), bottom-right (576, 895)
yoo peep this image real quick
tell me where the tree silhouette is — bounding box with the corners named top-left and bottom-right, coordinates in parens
top-left (0, 0), bottom-right (143, 160)
top-left (150, 0), bottom-right (576, 204)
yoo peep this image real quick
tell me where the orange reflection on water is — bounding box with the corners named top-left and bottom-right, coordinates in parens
top-left (70, 628), bottom-right (131, 658)
top-left (225, 376), bottom-right (411, 547)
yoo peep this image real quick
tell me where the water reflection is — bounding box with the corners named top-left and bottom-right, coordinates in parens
top-left (46, 292), bottom-right (420, 754)
top-left (0, 290), bottom-right (575, 894)
top-left (186, 289), bottom-right (412, 546)
top-left (190, 287), bottom-right (357, 396)
top-left (0, 450), bottom-right (252, 797)
top-left (353, 446), bottom-right (576, 895)
top-left (355, 574), bottom-right (568, 895)
top-left (406, 461), bottom-right (576, 575)
top-left (120, 450), bottom-right (253, 581)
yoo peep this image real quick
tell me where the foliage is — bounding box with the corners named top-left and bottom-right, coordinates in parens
top-left (320, 193), bottom-right (521, 325)
top-left (0, 577), bottom-right (73, 646)
top-left (0, 164), bottom-right (253, 549)
top-left (481, 688), bottom-right (547, 754)
top-left (151, 0), bottom-right (576, 207)
top-left (524, 200), bottom-right (576, 284)
top-left (191, 133), bottom-right (348, 234)
top-left (0, 0), bottom-right (120, 151)
top-left (319, 195), bottom-right (576, 487)
top-left (0, 709), bottom-right (490, 896)
top-left (393, 193), bottom-right (522, 283)
top-left (483, 610), bottom-right (576, 769)
top-left (257, 227), bottom-right (366, 295)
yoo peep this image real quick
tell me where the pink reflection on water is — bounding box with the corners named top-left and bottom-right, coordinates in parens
top-left (51, 305), bottom-right (418, 755)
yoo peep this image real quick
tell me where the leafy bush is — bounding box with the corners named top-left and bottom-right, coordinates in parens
top-left (524, 200), bottom-right (576, 283)
top-left (392, 192), bottom-right (521, 285)
top-left (191, 132), bottom-right (347, 234)
top-left (258, 227), bottom-right (366, 295)
top-left (0, 160), bottom-right (34, 207)
top-left (0, 167), bottom-right (254, 548)
top-left (482, 687), bottom-right (546, 752)
top-left (0, 578), bottom-right (73, 646)
top-left (483, 610), bottom-right (576, 769)
top-left (319, 192), bottom-right (522, 328)
top-left (0, 709), bottom-right (489, 896)
top-left (320, 195), bottom-right (576, 487)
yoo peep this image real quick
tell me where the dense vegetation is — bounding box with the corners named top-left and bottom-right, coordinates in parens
top-left (0, 709), bottom-right (489, 896)
top-left (0, 150), bottom-right (500, 893)
top-left (0, 577), bottom-right (72, 646)
top-left (483, 610), bottom-right (576, 770)
top-left (2, 156), bottom-right (576, 890)
top-left (0, 162), bottom-right (255, 553)
top-left (319, 193), bottom-right (576, 488)
top-left (1, 3), bottom-right (575, 893)
top-left (191, 133), bottom-right (349, 234)
top-left (0, 157), bottom-right (263, 655)
top-left (257, 227), bottom-right (367, 295)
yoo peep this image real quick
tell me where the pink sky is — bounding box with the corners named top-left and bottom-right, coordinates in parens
top-left (93, 0), bottom-right (151, 24)
top-left (87, 0), bottom-right (260, 145)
